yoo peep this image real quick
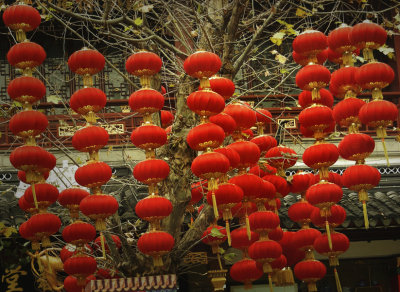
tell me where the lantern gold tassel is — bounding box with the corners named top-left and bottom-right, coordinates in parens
top-left (100, 232), bottom-right (106, 259)
top-left (362, 201), bottom-right (369, 229)
top-left (307, 282), bottom-right (317, 292)
top-left (325, 221), bottom-right (332, 251)
top-left (83, 74), bottom-right (93, 87)
top-left (212, 193), bottom-right (219, 220)
top-left (16, 29), bottom-right (27, 43)
top-left (153, 255), bottom-right (163, 267)
top-left (381, 138), bottom-right (390, 167)
top-left (334, 267), bottom-right (343, 292)
top-left (362, 48), bottom-right (374, 62)
top-left (311, 88), bottom-right (320, 101)
top-left (31, 183), bottom-right (39, 210)
top-left (245, 213), bottom-right (251, 240)
top-left (226, 220), bottom-right (231, 246)
top-left (268, 274), bottom-right (274, 292)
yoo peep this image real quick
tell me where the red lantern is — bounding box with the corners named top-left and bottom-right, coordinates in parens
top-left (242, 128), bottom-right (254, 141)
top-left (249, 164), bottom-right (277, 177)
top-left (183, 51), bottom-right (222, 79)
top-left (300, 122), bottom-right (335, 140)
top-left (299, 105), bottom-right (334, 140)
top-left (338, 133), bottom-right (375, 163)
top-left (202, 225), bottom-right (227, 254)
top-left (306, 182), bottom-right (343, 215)
top-left (229, 174), bottom-right (266, 203)
top-left (59, 188), bottom-right (90, 219)
top-left (9, 110), bottom-right (48, 139)
top-left (292, 50), bottom-right (327, 66)
top-left (209, 76), bottom-right (235, 100)
top-left (279, 231), bottom-right (305, 267)
top-left (298, 88), bottom-right (333, 109)
top-left (24, 183), bottom-right (59, 210)
top-left (249, 211), bottom-right (280, 235)
top-left (333, 98), bottom-right (365, 130)
top-left (19, 221), bottom-right (40, 250)
top-left (269, 227), bottom-right (284, 242)
top-left (125, 51), bottom-right (162, 76)
top-left (72, 125), bottom-right (109, 154)
top-left (290, 172), bottom-right (316, 195)
top-left (75, 161), bottom-right (112, 190)
top-left (135, 195), bottom-right (173, 222)
top-left (302, 143), bottom-right (339, 179)
top-left (27, 213), bottom-right (61, 247)
top-left (94, 235), bottom-right (122, 252)
top-left (64, 275), bottom-right (95, 292)
top-left (356, 62), bottom-right (394, 99)
top-left (265, 146), bottom-right (297, 174)
top-left (188, 181), bottom-right (206, 210)
top-left (137, 231), bottom-right (174, 266)
top-left (7, 76), bottom-right (46, 106)
top-left (18, 195), bottom-right (36, 214)
top-left (255, 108), bottom-right (272, 130)
top-left (3, 4), bottom-right (41, 42)
top-left (133, 159), bottom-right (170, 185)
top-left (310, 204), bottom-right (346, 229)
top-left (231, 202), bottom-right (257, 220)
top-left (293, 228), bottom-right (322, 252)
top-left (328, 25), bottom-right (357, 66)
top-left (62, 221), bottom-right (96, 247)
top-left (270, 254), bottom-right (287, 272)
top-left (191, 152), bottom-right (230, 183)
top-left (70, 87), bottom-right (107, 116)
top-left (224, 103), bottom-right (256, 132)
top-left (250, 135), bottom-right (277, 154)
top-left (79, 194), bottom-right (119, 231)
top-left (249, 239), bottom-right (282, 273)
top-left (7, 42), bottom-right (46, 70)
top-left (160, 110), bottom-right (174, 128)
top-left (314, 171), bottom-right (342, 187)
top-left (226, 141), bottom-right (260, 169)
top-left (296, 65), bottom-right (331, 101)
top-left (206, 183), bottom-right (243, 220)
top-left (314, 232), bottom-right (349, 266)
top-left (60, 244), bottom-right (93, 263)
top-left (68, 48), bottom-right (105, 76)
top-left (350, 21), bottom-right (387, 61)
top-left (231, 226), bottom-right (259, 251)
top-left (288, 201), bottom-right (315, 226)
top-left (186, 123), bottom-right (225, 151)
top-left (64, 255), bottom-right (97, 286)
top-left (214, 147), bottom-right (240, 170)
top-left (10, 145), bottom-right (56, 177)
top-left (293, 30), bottom-right (327, 61)
top-left (330, 67), bottom-right (361, 99)
top-left (230, 258), bottom-right (263, 289)
top-left (129, 88), bottom-right (165, 116)
top-left (187, 90), bottom-right (225, 117)
top-left (263, 174), bottom-right (290, 198)
top-left (294, 260), bottom-right (326, 291)
top-left (209, 113), bottom-right (237, 135)
top-left (131, 124), bottom-right (167, 150)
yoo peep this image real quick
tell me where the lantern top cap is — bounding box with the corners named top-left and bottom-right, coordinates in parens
top-left (300, 29), bottom-right (322, 35)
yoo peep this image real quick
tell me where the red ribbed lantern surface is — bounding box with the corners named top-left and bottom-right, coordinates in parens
top-left (64, 255), bottom-right (97, 286)
top-left (133, 159), bottom-right (170, 185)
top-left (135, 195), bottom-right (173, 222)
top-left (7, 76), bottom-right (46, 105)
top-left (24, 183), bottom-right (58, 210)
top-left (265, 146), bottom-right (297, 174)
top-left (137, 231), bottom-right (174, 266)
top-left (209, 76), bottom-right (235, 100)
top-left (28, 213), bottom-right (61, 247)
top-left (350, 21), bottom-right (387, 60)
top-left (70, 88), bottom-right (107, 115)
top-left (183, 51), bottom-right (222, 79)
top-left (3, 4), bottom-right (41, 39)
top-left (209, 113), bottom-right (237, 135)
top-left (160, 110), bottom-right (174, 128)
top-left (59, 188), bottom-right (90, 218)
top-left (202, 225), bottom-right (227, 254)
top-left (311, 204), bottom-right (346, 228)
top-left (187, 123), bottom-right (225, 151)
top-left (249, 239), bottom-right (282, 273)
top-left (314, 232), bottom-right (349, 266)
top-left (68, 48), bottom-right (105, 76)
top-left (298, 88), bottom-right (333, 109)
top-left (129, 88), bottom-right (165, 115)
top-left (191, 152), bottom-right (230, 181)
top-left (224, 103), bottom-right (256, 132)
top-left (131, 124), bottom-right (167, 150)
top-left (75, 161), bottom-right (112, 190)
top-left (125, 51), bottom-right (162, 76)
top-left (186, 90), bottom-right (225, 117)
top-left (62, 221), bottom-right (96, 247)
top-left (293, 30), bottom-right (327, 60)
top-left (333, 98), bottom-right (365, 130)
top-left (230, 258), bottom-right (263, 289)
top-left (302, 143), bottom-right (339, 179)
top-left (7, 42), bottom-right (46, 70)
top-left (330, 66), bottom-right (360, 99)
top-left (306, 182), bottom-right (343, 215)
top-left (294, 260), bottom-right (326, 291)
top-left (338, 133), bottom-right (375, 163)
top-left (288, 201), bottom-right (315, 226)
top-left (9, 110), bottom-right (48, 138)
top-left (298, 105), bottom-right (334, 140)
top-left (72, 125), bottom-right (109, 153)
top-left (296, 65), bottom-right (331, 101)
top-left (226, 141), bottom-right (260, 169)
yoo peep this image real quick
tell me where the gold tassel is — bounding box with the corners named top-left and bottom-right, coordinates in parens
top-left (212, 193), bottom-right (219, 220)
top-left (342, 51), bottom-right (354, 67)
top-left (16, 30), bottom-right (27, 43)
top-left (325, 221), bottom-right (332, 251)
top-left (245, 214), bottom-right (251, 240)
top-left (307, 282), bottom-right (317, 292)
top-left (362, 201), bottom-right (369, 229)
top-left (139, 75), bottom-right (151, 88)
top-left (83, 74), bottom-right (93, 87)
top-left (31, 183), bottom-right (39, 210)
top-left (100, 232), bottom-right (106, 259)
top-left (371, 88), bottom-right (383, 100)
top-left (363, 48), bottom-right (374, 62)
top-left (226, 220), bottom-right (231, 246)
top-left (200, 77), bottom-right (211, 89)
top-left (45, 251), bottom-right (53, 275)
top-left (311, 88), bottom-right (320, 101)
top-left (334, 267), bottom-right (343, 292)
top-left (381, 138), bottom-right (390, 167)
top-left (84, 112), bottom-right (97, 124)
top-left (268, 274), bottom-right (274, 292)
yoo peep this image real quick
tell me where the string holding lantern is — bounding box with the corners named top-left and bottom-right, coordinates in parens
top-left (68, 48), bottom-right (105, 87)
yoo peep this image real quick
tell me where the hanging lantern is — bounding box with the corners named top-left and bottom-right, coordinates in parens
top-left (3, 4), bottom-right (41, 42)
top-left (231, 226), bottom-right (259, 251)
top-left (299, 105), bottom-right (335, 140)
top-left (191, 152), bottom-right (230, 189)
top-left (249, 211), bottom-right (280, 236)
top-left (183, 51), bottom-right (222, 88)
top-left (288, 201), bottom-right (315, 227)
top-left (342, 164), bottom-right (380, 229)
top-left (135, 195), bottom-right (173, 228)
top-left (280, 231), bottom-right (305, 267)
top-left (17, 170), bottom-right (49, 184)
top-left (263, 174), bottom-right (290, 198)
top-left (64, 275), bottom-right (96, 292)
top-left (229, 174), bottom-right (266, 205)
top-left (350, 20), bottom-right (387, 61)
top-left (72, 125), bottom-right (109, 159)
top-left (290, 172), bottom-right (316, 196)
top-left (19, 221), bottom-right (40, 250)
top-left (59, 188), bottom-right (90, 219)
top-left (306, 182), bottom-right (343, 216)
top-left (265, 145), bottom-right (297, 176)
top-left (187, 123), bottom-right (225, 151)
top-left (230, 258), bottom-right (263, 289)
top-left (249, 239), bottom-right (282, 274)
top-left (338, 133), bottom-right (375, 163)
top-left (160, 110), bottom-right (174, 128)
top-left (9, 110), bottom-right (48, 142)
top-left (133, 159), bottom-right (170, 185)
top-left (129, 88), bottom-right (165, 121)
top-left (249, 164), bottom-right (277, 177)
top-left (328, 25), bottom-right (358, 66)
top-left (292, 50), bottom-right (327, 66)
top-left (202, 225), bottom-right (227, 254)
top-left (68, 48), bottom-right (105, 87)
top-left (27, 213), bottom-right (61, 247)
top-left (187, 90), bottom-right (225, 119)
top-left (125, 51), bottom-right (162, 87)
top-left (7, 76), bottom-right (46, 107)
top-left (269, 227), bottom-right (284, 242)
top-left (294, 260), bottom-right (326, 292)
top-left (293, 228), bottom-right (322, 253)
top-left (302, 143), bottom-right (339, 180)
top-left (333, 98), bottom-right (366, 132)
top-left (137, 231), bottom-right (175, 266)
top-left (224, 103), bottom-right (256, 133)
top-left (18, 195), bottom-right (36, 215)
top-left (232, 202), bottom-right (258, 221)
top-left (64, 255), bottom-right (97, 286)
top-left (254, 108), bottom-right (272, 135)
top-left (358, 100), bottom-right (398, 165)
top-left (214, 147), bottom-right (240, 172)
top-left (310, 204), bottom-right (346, 229)
top-left (209, 76), bottom-right (235, 100)
top-left (206, 182), bottom-right (243, 221)
top-left (356, 62), bottom-right (394, 100)
top-left (330, 67), bottom-right (361, 99)
top-left (298, 89), bottom-right (333, 109)
top-left (188, 181), bottom-right (206, 212)
top-left (314, 232), bottom-right (349, 266)
top-left (79, 194), bottom-right (119, 231)
top-left (292, 30), bottom-right (327, 63)
top-left (131, 124), bottom-right (167, 153)
top-left (296, 65), bottom-right (331, 100)
top-left (62, 221), bottom-right (97, 247)
top-left (7, 42), bottom-right (46, 75)
top-left (226, 141), bottom-right (260, 170)
top-left (209, 113), bottom-right (237, 135)
top-left (70, 87), bottom-right (107, 123)
top-left (24, 183), bottom-right (59, 211)
top-left (75, 161), bottom-right (112, 191)
top-left (250, 135), bottom-right (277, 155)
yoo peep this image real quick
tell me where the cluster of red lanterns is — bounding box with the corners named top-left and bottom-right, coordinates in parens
top-left (127, 51), bottom-right (174, 267)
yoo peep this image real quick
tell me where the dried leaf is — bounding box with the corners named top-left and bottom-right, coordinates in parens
top-left (140, 4), bottom-right (153, 13)
top-left (275, 53), bottom-right (287, 64)
top-left (134, 17), bottom-right (143, 26)
top-left (47, 95), bottom-right (62, 104)
top-left (270, 32), bottom-right (285, 46)
top-left (296, 7), bottom-right (312, 17)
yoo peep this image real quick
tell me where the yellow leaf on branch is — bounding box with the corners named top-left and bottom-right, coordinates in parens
top-left (270, 32), bottom-right (285, 46)
top-left (296, 7), bottom-right (312, 17)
